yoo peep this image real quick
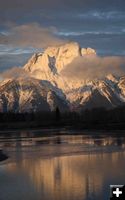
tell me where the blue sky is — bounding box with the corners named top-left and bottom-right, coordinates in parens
top-left (0, 0), bottom-right (125, 71)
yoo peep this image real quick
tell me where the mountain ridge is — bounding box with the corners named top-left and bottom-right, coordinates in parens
top-left (0, 42), bottom-right (125, 112)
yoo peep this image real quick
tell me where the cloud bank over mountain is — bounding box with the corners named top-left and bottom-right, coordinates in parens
top-left (0, 67), bottom-right (30, 80)
top-left (0, 23), bottom-right (66, 49)
top-left (61, 55), bottom-right (125, 79)
top-left (1, 42), bottom-right (125, 82)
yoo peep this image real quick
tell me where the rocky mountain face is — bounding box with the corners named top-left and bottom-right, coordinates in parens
top-left (0, 78), bottom-right (69, 112)
top-left (24, 42), bottom-right (96, 90)
top-left (0, 42), bottom-right (125, 112)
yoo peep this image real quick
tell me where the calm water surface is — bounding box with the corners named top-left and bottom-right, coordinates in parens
top-left (0, 130), bottom-right (125, 200)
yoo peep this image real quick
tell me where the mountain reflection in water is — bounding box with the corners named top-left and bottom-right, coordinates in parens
top-left (0, 132), bottom-right (125, 200)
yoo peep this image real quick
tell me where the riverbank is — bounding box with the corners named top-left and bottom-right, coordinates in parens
top-left (0, 126), bottom-right (125, 138)
top-left (0, 120), bottom-right (125, 133)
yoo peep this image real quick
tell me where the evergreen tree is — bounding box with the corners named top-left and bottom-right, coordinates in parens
top-left (55, 107), bottom-right (61, 121)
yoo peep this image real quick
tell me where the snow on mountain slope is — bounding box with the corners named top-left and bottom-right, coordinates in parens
top-left (0, 78), bottom-right (69, 112)
top-left (24, 42), bottom-right (81, 74)
top-left (23, 42), bottom-right (125, 110)
top-left (24, 42), bottom-right (96, 91)
top-left (0, 42), bottom-right (125, 112)
top-left (66, 78), bottom-right (124, 111)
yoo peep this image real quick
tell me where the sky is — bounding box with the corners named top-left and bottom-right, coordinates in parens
top-left (0, 0), bottom-right (125, 71)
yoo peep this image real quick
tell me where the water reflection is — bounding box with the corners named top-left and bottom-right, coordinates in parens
top-left (1, 151), bottom-right (125, 200)
top-left (0, 131), bottom-right (125, 200)
top-left (0, 132), bottom-right (125, 150)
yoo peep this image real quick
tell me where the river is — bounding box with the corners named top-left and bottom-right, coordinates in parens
top-left (0, 129), bottom-right (125, 200)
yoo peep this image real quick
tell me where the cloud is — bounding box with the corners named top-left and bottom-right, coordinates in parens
top-left (1, 53), bottom-right (125, 82)
top-left (61, 55), bottom-right (125, 80)
top-left (0, 23), bottom-right (66, 49)
top-left (0, 67), bottom-right (30, 79)
top-left (78, 11), bottom-right (125, 20)
top-left (0, 1), bottom-right (125, 57)
top-left (57, 30), bottom-right (123, 37)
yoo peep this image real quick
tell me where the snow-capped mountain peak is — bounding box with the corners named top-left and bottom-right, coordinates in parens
top-left (0, 42), bottom-right (125, 112)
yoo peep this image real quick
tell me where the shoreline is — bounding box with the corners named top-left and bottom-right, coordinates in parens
top-left (1, 119), bottom-right (125, 133)
top-left (0, 127), bottom-right (125, 137)
top-left (0, 146), bottom-right (125, 162)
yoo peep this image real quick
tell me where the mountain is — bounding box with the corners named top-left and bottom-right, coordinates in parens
top-left (0, 78), bottom-right (69, 112)
top-left (24, 42), bottom-right (96, 91)
top-left (0, 42), bottom-right (125, 113)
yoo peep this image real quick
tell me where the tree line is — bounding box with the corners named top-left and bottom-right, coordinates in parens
top-left (0, 106), bottom-right (125, 130)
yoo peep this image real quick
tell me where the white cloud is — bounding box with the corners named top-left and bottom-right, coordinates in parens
top-left (61, 55), bottom-right (125, 79)
top-left (0, 23), bottom-right (66, 49)
top-left (0, 67), bottom-right (30, 79)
